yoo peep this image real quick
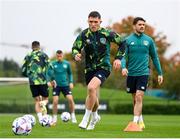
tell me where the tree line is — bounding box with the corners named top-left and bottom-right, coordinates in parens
top-left (0, 58), bottom-right (21, 77)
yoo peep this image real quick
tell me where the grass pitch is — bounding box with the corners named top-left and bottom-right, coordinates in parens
top-left (0, 114), bottom-right (180, 138)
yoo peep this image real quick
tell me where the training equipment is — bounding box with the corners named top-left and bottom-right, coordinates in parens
top-left (123, 121), bottom-right (142, 132)
top-left (61, 112), bottom-right (71, 122)
top-left (23, 114), bottom-right (36, 127)
top-left (40, 115), bottom-right (52, 127)
top-left (12, 117), bottom-right (32, 135)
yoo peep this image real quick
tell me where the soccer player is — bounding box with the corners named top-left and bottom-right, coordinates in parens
top-left (47, 50), bottom-right (77, 125)
top-left (72, 11), bottom-right (125, 130)
top-left (22, 41), bottom-right (50, 123)
top-left (121, 17), bottom-right (163, 131)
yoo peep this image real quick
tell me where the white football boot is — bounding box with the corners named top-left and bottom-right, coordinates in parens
top-left (71, 117), bottom-right (77, 123)
top-left (86, 115), bottom-right (101, 130)
top-left (79, 120), bottom-right (88, 129)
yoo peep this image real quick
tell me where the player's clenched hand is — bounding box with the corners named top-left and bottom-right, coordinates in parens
top-left (113, 59), bottom-right (121, 71)
top-left (121, 68), bottom-right (128, 76)
top-left (158, 75), bottom-right (163, 85)
top-left (47, 80), bottom-right (57, 88)
top-left (47, 82), bottom-right (52, 87)
top-left (69, 83), bottom-right (74, 89)
top-left (74, 54), bottom-right (82, 62)
top-left (52, 80), bottom-right (57, 88)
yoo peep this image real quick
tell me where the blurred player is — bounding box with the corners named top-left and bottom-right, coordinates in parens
top-left (47, 50), bottom-right (77, 125)
top-left (22, 41), bottom-right (50, 123)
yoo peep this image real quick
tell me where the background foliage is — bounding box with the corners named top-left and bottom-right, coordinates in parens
top-left (0, 16), bottom-right (180, 99)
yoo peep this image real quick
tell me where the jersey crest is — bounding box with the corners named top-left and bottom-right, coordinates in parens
top-left (100, 38), bottom-right (106, 44)
top-left (143, 40), bottom-right (149, 46)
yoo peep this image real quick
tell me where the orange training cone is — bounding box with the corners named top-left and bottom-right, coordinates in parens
top-left (124, 122), bottom-right (143, 132)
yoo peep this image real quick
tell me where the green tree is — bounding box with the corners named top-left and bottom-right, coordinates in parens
top-left (0, 58), bottom-right (21, 77)
top-left (162, 52), bottom-right (180, 99)
top-left (163, 65), bottom-right (180, 100)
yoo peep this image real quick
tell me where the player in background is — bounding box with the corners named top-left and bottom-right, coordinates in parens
top-left (47, 50), bottom-right (77, 125)
top-left (121, 17), bottom-right (163, 131)
top-left (72, 11), bottom-right (125, 130)
top-left (22, 41), bottom-right (50, 123)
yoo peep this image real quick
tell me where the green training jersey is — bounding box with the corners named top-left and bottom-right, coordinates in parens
top-left (22, 50), bottom-right (50, 85)
top-left (47, 60), bottom-right (73, 87)
top-left (121, 33), bottom-right (163, 76)
top-left (72, 27), bottom-right (125, 73)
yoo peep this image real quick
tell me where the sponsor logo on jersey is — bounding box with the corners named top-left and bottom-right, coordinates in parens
top-left (63, 64), bottom-right (67, 69)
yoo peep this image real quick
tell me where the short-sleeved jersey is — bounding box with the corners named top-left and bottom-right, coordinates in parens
top-left (22, 50), bottom-right (50, 85)
top-left (72, 27), bottom-right (125, 73)
top-left (47, 60), bottom-right (73, 87)
top-left (121, 33), bottom-right (163, 76)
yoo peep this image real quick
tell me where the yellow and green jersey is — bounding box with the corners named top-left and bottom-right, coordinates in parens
top-left (47, 60), bottom-right (73, 87)
top-left (22, 50), bottom-right (50, 85)
top-left (121, 33), bottom-right (163, 76)
top-left (72, 27), bottom-right (125, 73)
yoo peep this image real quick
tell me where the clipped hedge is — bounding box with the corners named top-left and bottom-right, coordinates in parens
top-left (0, 104), bottom-right (34, 113)
top-left (1, 103), bottom-right (180, 115)
top-left (113, 103), bottom-right (180, 115)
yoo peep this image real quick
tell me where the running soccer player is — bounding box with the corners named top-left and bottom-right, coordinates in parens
top-left (72, 11), bottom-right (125, 130)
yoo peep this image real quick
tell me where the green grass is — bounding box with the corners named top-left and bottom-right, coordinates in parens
top-left (0, 114), bottom-right (180, 138)
top-left (0, 83), bottom-right (178, 106)
top-left (0, 84), bottom-right (180, 137)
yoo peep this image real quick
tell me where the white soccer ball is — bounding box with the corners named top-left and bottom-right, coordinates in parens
top-left (12, 117), bottom-right (32, 135)
top-left (61, 112), bottom-right (71, 122)
top-left (40, 114), bottom-right (52, 127)
top-left (23, 114), bottom-right (36, 127)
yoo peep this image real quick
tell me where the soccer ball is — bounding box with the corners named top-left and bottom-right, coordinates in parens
top-left (12, 117), bottom-right (32, 135)
top-left (61, 112), bottom-right (71, 122)
top-left (40, 114), bottom-right (52, 127)
top-left (23, 114), bottom-right (36, 127)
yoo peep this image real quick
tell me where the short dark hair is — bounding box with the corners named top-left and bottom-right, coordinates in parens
top-left (133, 17), bottom-right (146, 25)
top-left (56, 50), bottom-right (63, 54)
top-left (32, 41), bottom-right (40, 49)
top-left (88, 11), bottom-right (101, 19)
